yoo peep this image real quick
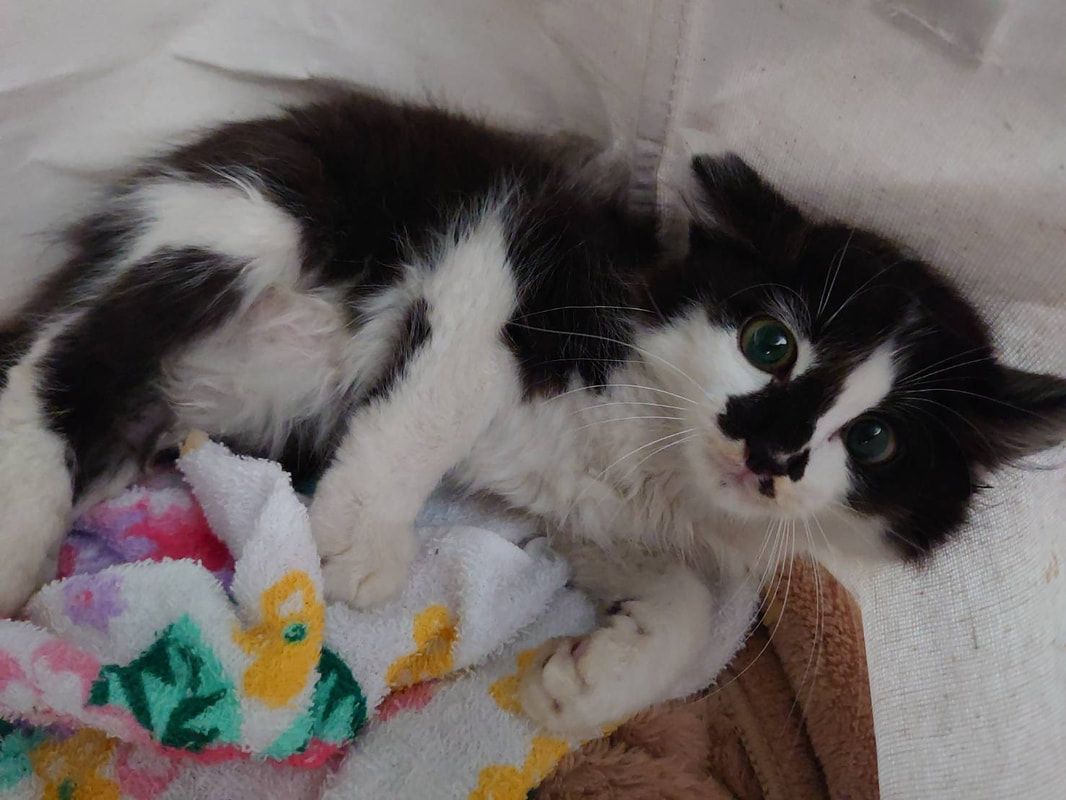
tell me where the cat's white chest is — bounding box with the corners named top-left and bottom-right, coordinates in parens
top-left (456, 385), bottom-right (688, 547)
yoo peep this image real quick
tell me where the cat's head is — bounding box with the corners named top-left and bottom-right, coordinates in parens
top-left (641, 154), bottom-right (1066, 561)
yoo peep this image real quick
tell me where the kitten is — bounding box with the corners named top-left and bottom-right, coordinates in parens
top-left (2, 90), bottom-right (1065, 735)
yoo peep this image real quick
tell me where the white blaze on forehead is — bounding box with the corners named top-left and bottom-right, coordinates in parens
top-left (640, 309), bottom-right (820, 404)
top-left (812, 344), bottom-right (897, 444)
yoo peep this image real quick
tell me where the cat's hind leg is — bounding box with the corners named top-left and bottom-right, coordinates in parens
top-left (0, 325), bottom-right (76, 614)
top-left (0, 175), bottom-right (304, 614)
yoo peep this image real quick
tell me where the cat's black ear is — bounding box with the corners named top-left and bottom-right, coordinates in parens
top-left (978, 365), bottom-right (1066, 463)
top-left (689, 153), bottom-right (806, 263)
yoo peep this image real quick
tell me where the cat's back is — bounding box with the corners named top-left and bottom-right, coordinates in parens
top-left (152, 90), bottom-right (620, 282)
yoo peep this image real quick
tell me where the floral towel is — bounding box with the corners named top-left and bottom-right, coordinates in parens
top-left (0, 439), bottom-right (755, 799)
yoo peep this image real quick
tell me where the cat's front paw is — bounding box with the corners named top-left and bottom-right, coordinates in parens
top-left (518, 601), bottom-right (669, 736)
top-left (319, 524), bottom-right (415, 608)
top-left (310, 480), bottom-right (417, 608)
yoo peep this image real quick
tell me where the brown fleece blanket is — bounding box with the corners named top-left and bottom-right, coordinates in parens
top-left (535, 559), bottom-right (878, 800)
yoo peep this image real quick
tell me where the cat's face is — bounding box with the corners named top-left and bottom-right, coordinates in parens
top-left (641, 155), bottom-right (1066, 560)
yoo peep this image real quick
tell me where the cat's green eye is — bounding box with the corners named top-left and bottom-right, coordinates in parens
top-left (739, 317), bottom-right (797, 373)
top-left (844, 416), bottom-right (898, 465)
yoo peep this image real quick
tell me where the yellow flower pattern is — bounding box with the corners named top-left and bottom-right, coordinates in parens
top-left (487, 649), bottom-right (538, 715)
top-left (29, 729), bottom-right (120, 800)
top-left (233, 570), bottom-right (325, 708)
top-left (386, 605), bottom-right (457, 689)
top-left (472, 648), bottom-right (570, 800)
top-left (469, 736), bottom-right (570, 800)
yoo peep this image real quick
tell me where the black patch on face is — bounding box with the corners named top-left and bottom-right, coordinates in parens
top-left (656, 153), bottom-right (1066, 558)
top-left (719, 368), bottom-right (842, 460)
top-left (786, 449), bottom-right (810, 482)
top-left (39, 247), bottom-right (243, 498)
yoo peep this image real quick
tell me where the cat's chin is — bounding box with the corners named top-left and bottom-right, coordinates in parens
top-left (702, 483), bottom-right (775, 523)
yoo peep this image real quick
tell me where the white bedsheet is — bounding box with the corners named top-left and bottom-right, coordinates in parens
top-left (2, 2), bottom-right (1064, 796)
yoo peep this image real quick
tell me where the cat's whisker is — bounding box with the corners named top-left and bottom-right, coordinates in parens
top-left (569, 400), bottom-right (688, 415)
top-left (559, 429), bottom-right (697, 544)
top-left (752, 520), bottom-right (788, 624)
top-left (545, 382), bottom-right (700, 408)
top-left (510, 321), bottom-right (715, 405)
top-left (728, 282), bottom-right (810, 312)
top-left (748, 518), bottom-right (780, 587)
top-left (617, 432), bottom-right (698, 481)
top-left (896, 397), bottom-right (976, 455)
top-left (811, 515), bottom-right (837, 559)
top-left (784, 519), bottom-right (824, 738)
top-left (895, 345), bottom-right (991, 386)
top-left (826, 503), bottom-right (928, 555)
top-left (820, 256), bottom-right (908, 330)
top-left (896, 395), bottom-right (998, 452)
top-left (752, 519), bottom-right (791, 630)
top-left (527, 356), bottom-right (645, 370)
top-left (806, 541), bottom-right (825, 699)
top-left (723, 519), bottom-right (782, 628)
top-left (574, 415), bottom-right (686, 431)
top-left (592, 428), bottom-right (697, 483)
top-left (515, 304), bottom-right (655, 318)
top-left (708, 522), bottom-right (797, 701)
top-left (901, 387), bottom-right (1050, 419)
top-left (896, 352), bottom-right (994, 389)
top-left (719, 519), bottom-right (778, 616)
top-left (816, 229), bottom-right (854, 323)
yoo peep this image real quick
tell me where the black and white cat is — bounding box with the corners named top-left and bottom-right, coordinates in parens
top-left (2, 90), bottom-right (1065, 734)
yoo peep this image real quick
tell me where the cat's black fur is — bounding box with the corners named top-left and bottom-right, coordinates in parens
top-left (2, 90), bottom-right (1065, 567)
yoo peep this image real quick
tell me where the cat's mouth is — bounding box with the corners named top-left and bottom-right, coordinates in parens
top-left (706, 447), bottom-right (777, 507)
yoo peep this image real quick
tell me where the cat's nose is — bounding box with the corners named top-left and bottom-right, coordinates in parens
top-left (744, 445), bottom-right (786, 477)
top-left (744, 445), bottom-right (810, 482)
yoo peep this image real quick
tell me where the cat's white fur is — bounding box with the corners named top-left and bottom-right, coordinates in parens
top-left (0, 321), bottom-right (77, 612)
top-left (130, 174), bottom-right (304, 297)
top-left (311, 213), bottom-right (523, 607)
top-left (0, 182), bottom-right (898, 734)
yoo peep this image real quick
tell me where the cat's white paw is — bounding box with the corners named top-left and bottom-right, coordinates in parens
top-left (310, 476), bottom-right (417, 608)
top-left (319, 523), bottom-right (415, 608)
top-left (518, 600), bottom-right (669, 736)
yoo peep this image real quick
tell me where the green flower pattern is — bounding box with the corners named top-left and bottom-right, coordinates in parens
top-left (0, 720), bottom-right (44, 790)
top-left (87, 615), bottom-right (241, 752)
top-left (85, 615), bottom-right (366, 757)
top-left (265, 649), bottom-right (369, 759)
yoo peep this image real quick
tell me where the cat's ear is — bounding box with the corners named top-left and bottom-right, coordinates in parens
top-left (689, 154), bottom-right (807, 263)
top-left (977, 365), bottom-right (1066, 464)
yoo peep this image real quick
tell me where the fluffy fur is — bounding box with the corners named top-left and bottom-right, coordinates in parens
top-left (2, 90), bottom-right (1065, 734)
